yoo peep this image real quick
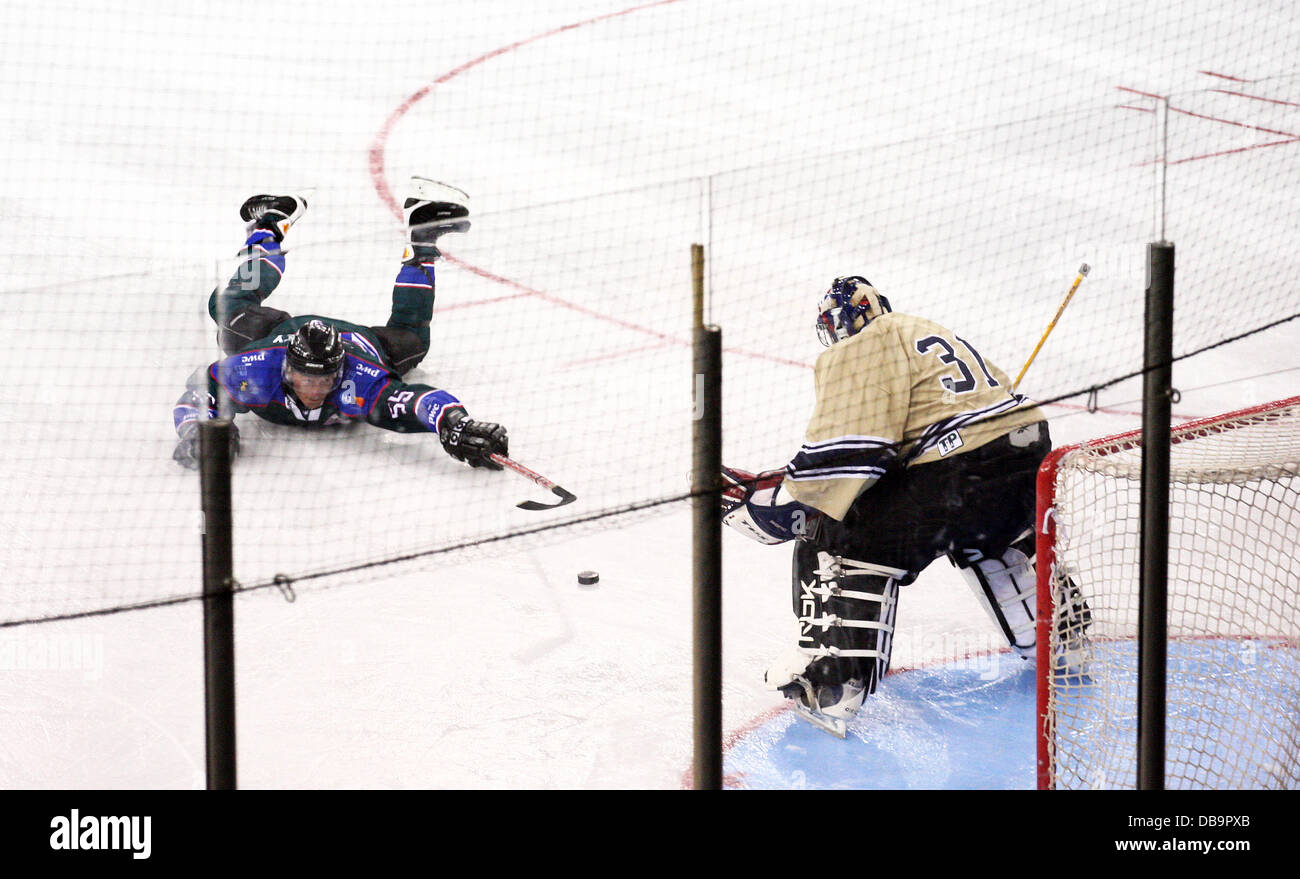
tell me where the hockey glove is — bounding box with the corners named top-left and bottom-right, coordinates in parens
top-left (172, 420), bottom-right (241, 471)
top-left (439, 408), bottom-right (508, 470)
top-left (720, 464), bottom-right (818, 544)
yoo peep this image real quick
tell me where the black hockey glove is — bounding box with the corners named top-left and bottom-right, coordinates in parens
top-left (439, 409), bottom-right (508, 470)
top-left (173, 420), bottom-right (241, 470)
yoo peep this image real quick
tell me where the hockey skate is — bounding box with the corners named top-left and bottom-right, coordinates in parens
top-left (239, 189), bottom-right (314, 241)
top-left (781, 675), bottom-right (866, 738)
top-left (402, 177), bottom-right (470, 262)
top-left (765, 643), bottom-right (868, 738)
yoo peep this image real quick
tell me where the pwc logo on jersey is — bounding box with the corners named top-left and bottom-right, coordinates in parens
top-left (240, 351), bottom-right (267, 364)
top-left (353, 362), bottom-right (383, 379)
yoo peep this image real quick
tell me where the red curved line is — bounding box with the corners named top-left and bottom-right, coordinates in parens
top-left (369, 0), bottom-right (684, 219)
top-left (367, 0), bottom-right (816, 373)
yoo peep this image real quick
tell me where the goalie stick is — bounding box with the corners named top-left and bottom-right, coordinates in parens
top-left (490, 454), bottom-right (577, 510)
top-left (1011, 262), bottom-right (1090, 392)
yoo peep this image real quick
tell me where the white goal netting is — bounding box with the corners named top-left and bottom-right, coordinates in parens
top-left (1040, 396), bottom-right (1300, 789)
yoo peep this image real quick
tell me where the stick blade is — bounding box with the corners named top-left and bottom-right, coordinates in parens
top-left (516, 485), bottom-right (577, 511)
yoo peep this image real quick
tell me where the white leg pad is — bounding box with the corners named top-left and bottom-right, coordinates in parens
top-left (955, 534), bottom-right (1037, 657)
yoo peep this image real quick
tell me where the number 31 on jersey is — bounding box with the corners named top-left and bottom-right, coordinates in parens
top-left (915, 334), bottom-right (1000, 394)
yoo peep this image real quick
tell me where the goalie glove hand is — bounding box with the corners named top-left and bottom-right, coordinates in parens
top-left (439, 408), bottom-right (508, 470)
top-left (720, 464), bottom-right (819, 544)
top-left (172, 420), bottom-right (241, 471)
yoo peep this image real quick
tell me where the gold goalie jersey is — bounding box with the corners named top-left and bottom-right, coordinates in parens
top-left (784, 311), bottom-right (1044, 521)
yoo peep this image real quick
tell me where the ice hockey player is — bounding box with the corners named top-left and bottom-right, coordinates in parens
top-left (172, 179), bottom-right (508, 471)
top-left (720, 276), bottom-right (1053, 736)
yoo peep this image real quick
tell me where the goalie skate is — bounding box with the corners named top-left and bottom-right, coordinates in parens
top-left (782, 675), bottom-right (865, 739)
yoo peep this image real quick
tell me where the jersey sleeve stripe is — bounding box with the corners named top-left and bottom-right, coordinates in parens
top-left (799, 434), bottom-right (896, 450)
top-left (256, 256), bottom-right (284, 276)
top-left (785, 465), bottom-right (889, 481)
top-left (787, 438), bottom-right (897, 478)
top-left (907, 395), bottom-right (1029, 459)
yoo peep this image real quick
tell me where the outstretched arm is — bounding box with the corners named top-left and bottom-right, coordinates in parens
top-left (171, 364), bottom-right (245, 470)
top-left (366, 381), bottom-right (508, 470)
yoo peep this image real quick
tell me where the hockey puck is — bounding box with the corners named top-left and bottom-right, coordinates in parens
top-left (577, 571), bottom-right (600, 586)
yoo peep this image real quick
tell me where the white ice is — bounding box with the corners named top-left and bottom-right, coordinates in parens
top-left (1, 0), bottom-right (1297, 788)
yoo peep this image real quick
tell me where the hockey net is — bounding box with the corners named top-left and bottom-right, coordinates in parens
top-left (1036, 396), bottom-right (1300, 789)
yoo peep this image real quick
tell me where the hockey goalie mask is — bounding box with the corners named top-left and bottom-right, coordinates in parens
top-left (815, 276), bottom-right (892, 346)
top-left (282, 319), bottom-right (345, 409)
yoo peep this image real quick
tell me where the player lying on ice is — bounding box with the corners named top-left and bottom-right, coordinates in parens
top-left (171, 179), bottom-right (508, 471)
top-left (721, 276), bottom-right (1057, 737)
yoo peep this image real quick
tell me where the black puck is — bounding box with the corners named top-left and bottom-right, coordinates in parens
top-left (577, 571), bottom-right (600, 586)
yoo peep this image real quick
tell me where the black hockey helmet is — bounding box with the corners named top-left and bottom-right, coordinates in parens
top-left (284, 319), bottom-right (345, 378)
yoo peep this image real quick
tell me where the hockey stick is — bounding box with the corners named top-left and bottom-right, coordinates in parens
top-left (1012, 263), bottom-right (1090, 392)
top-left (490, 454), bottom-right (577, 510)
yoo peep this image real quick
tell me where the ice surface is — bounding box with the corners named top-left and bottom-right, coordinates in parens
top-left (1, 0), bottom-right (1298, 788)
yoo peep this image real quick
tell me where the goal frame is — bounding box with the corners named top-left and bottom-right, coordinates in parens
top-left (1034, 394), bottom-right (1300, 790)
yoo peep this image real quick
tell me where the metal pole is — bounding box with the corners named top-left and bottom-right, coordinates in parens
top-left (692, 243), bottom-right (723, 790)
top-left (200, 418), bottom-right (237, 790)
top-left (1138, 241), bottom-right (1174, 790)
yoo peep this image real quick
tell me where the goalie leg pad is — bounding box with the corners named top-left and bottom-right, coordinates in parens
top-left (789, 539), bottom-right (906, 696)
top-left (951, 528), bottom-right (1038, 657)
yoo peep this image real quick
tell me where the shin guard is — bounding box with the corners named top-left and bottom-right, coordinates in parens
top-left (790, 540), bottom-right (906, 696)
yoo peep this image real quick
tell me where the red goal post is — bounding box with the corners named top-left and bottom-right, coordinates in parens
top-left (1035, 395), bottom-right (1300, 790)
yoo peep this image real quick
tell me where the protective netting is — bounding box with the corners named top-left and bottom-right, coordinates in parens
top-left (1042, 397), bottom-right (1300, 789)
top-left (2, 1), bottom-right (1300, 626)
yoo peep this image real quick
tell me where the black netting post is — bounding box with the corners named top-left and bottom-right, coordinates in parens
top-left (692, 243), bottom-right (723, 790)
top-left (1138, 241), bottom-right (1174, 790)
top-left (200, 418), bottom-right (237, 790)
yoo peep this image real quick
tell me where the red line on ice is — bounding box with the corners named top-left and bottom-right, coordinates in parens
top-left (1115, 85), bottom-right (1166, 101)
top-left (434, 291), bottom-right (535, 313)
top-left (679, 703), bottom-right (791, 790)
top-left (1211, 88), bottom-right (1300, 109)
top-left (1168, 105), bottom-right (1298, 138)
top-left (369, 0), bottom-right (685, 220)
top-left (1199, 70), bottom-right (1254, 82)
top-left (1164, 137), bottom-right (1300, 166)
top-left (1115, 86), bottom-right (1297, 137)
top-left (367, 0), bottom-right (812, 370)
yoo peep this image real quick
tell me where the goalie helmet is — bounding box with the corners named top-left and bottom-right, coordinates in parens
top-left (815, 276), bottom-right (892, 346)
top-left (283, 319), bottom-right (345, 381)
